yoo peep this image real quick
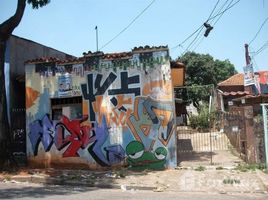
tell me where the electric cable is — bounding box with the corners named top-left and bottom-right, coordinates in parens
top-left (172, 0), bottom-right (221, 50)
top-left (213, 0), bottom-right (234, 26)
top-left (99, 0), bottom-right (156, 50)
top-left (254, 41), bottom-right (268, 56)
top-left (207, 0), bottom-right (240, 21)
top-left (249, 16), bottom-right (268, 45)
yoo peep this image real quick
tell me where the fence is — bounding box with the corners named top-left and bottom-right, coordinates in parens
top-left (177, 128), bottom-right (229, 153)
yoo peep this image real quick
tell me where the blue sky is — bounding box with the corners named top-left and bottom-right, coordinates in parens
top-left (0, 0), bottom-right (267, 72)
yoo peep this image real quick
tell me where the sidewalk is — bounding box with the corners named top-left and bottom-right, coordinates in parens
top-left (1, 167), bottom-right (268, 193)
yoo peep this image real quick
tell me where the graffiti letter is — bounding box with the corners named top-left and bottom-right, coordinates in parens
top-left (81, 73), bottom-right (117, 121)
top-left (108, 72), bottom-right (140, 96)
top-left (29, 114), bottom-right (54, 156)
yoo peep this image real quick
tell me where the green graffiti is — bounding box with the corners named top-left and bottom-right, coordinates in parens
top-left (126, 141), bottom-right (167, 170)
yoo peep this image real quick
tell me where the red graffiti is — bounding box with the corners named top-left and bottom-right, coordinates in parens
top-left (55, 115), bottom-right (95, 157)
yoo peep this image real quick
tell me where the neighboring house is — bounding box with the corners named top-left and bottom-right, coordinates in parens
top-left (217, 72), bottom-right (268, 113)
top-left (217, 73), bottom-right (248, 111)
top-left (5, 35), bottom-right (73, 165)
top-left (25, 46), bottom-right (178, 170)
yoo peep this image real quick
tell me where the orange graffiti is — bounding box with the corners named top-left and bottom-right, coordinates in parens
top-left (92, 95), bottom-right (132, 127)
top-left (26, 87), bottom-right (40, 109)
top-left (153, 109), bottom-right (172, 127)
top-left (92, 96), bottom-right (111, 125)
top-left (142, 80), bottom-right (172, 100)
top-left (82, 100), bottom-right (89, 116)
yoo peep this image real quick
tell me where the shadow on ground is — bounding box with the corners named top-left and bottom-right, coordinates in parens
top-left (177, 151), bottom-right (216, 164)
top-left (0, 184), bottom-right (98, 199)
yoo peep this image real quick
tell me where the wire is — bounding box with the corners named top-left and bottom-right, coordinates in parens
top-left (99, 0), bottom-right (156, 50)
top-left (213, 0), bottom-right (234, 26)
top-left (173, 0), bottom-right (240, 55)
top-left (249, 16), bottom-right (268, 45)
top-left (171, 25), bottom-right (203, 50)
top-left (207, 0), bottom-right (221, 20)
top-left (254, 41), bottom-right (268, 56)
top-left (249, 47), bottom-right (260, 71)
top-left (207, 0), bottom-right (240, 21)
top-left (192, 36), bottom-right (205, 52)
top-left (182, 27), bottom-right (204, 54)
top-left (172, 0), bottom-right (221, 50)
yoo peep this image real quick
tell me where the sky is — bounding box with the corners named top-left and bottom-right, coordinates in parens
top-left (0, 0), bottom-right (267, 72)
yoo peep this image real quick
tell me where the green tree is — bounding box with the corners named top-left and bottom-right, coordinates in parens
top-left (179, 51), bottom-right (237, 86)
top-left (0, 0), bottom-right (50, 168)
top-left (176, 52), bottom-right (237, 109)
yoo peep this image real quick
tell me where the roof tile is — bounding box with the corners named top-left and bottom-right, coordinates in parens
top-left (218, 73), bottom-right (244, 86)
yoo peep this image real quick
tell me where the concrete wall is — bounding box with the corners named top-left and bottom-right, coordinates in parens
top-left (25, 48), bottom-right (177, 170)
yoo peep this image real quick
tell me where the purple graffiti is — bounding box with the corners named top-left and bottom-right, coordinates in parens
top-left (29, 114), bottom-right (54, 155)
top-left (104, 145), bottom-right (125, 165)
top-left (29, 114), bottom-right (125, 166)
top-left (88, 117), bottom-right (125, 166)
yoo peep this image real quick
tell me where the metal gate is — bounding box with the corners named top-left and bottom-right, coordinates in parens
top-left (177, 127), bottom-right (231, 166)
top-left (177, 128), bottom-right (229, 152)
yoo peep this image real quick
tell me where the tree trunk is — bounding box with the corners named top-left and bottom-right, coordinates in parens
top-left (0, 0), bottom-right (26, 167)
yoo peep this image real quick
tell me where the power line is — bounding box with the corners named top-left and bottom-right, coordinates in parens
top-left (171, 0), bottom-right (221, 50)
top-left (213, 0), bottom-right (234, 26)
top-left (99, 0), bottom-right (156, 50)
top-left (210, 0), bottom-right (230, 23)
top-left (171, 25), bottom-right (203, 50)
top-left (254, 41), bottom-right (268, 56)
top-left (172, 0), bottom-right (240, 53)
top-left (207, 0), bottom-right (240, 21)
top-left (207, 0), bottom-right (221, 20)
top-left (249, 16), bottom-right (268, 45)
top-left (192, 36), bottom-right (205, 52)
top-left (182, 27), bottom-right (204, 54)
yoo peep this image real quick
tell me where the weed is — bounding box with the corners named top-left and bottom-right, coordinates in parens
top-left (216, 166), bottom-right (224, 170)
top-left (235, 163), bottom-right (266, 172)
top-left (194, 166), bottom-right (206, 171)
top-left (4, 175), bottom-right (11, 181)
top-left (114, 169), bottom-right (127, 178)
top-left (223, 178), bottom-right (240, 184)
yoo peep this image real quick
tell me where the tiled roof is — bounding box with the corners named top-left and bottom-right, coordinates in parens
top-left (57, 57), bottom-right (85, 65)
top-left (132, 45), bottom-right (168, 52)
top-left (103, 52), bottom-right (132, 60)
top-left (26, 45), bottom-right (169, 64)
top-left (25, 57), bottom-right (61, 64)
top-left (222, 91), bottom-right (249, 96)
top-left (82, 51), bottom-right (104, 57)
top-left (218, 73), bottom-right (244, 86)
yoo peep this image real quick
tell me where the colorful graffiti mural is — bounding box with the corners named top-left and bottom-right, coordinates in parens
top-left (126, 141), bottom-right (167, 170)
top-left (26, 47), bottom-right (177, 170)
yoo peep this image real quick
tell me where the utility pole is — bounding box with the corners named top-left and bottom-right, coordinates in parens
top-left (245, 44), bottom-right (251, 65)
top-left (261, 104), bottom-right (268, 168)
top-left (95, 26), bottom-right (99, 52)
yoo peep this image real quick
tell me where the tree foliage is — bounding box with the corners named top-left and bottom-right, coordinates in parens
top-left (178, 51), bottom-right (237, 86)
top-left (0, 0), bottom-right (50, 168)
top-left (175, 52), bottom-right (237, 109)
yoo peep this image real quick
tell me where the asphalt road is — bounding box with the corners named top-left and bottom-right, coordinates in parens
top-left (0, 182), bottom-right (267, 200)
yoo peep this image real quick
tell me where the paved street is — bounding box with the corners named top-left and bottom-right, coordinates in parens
top-left (0, 182), bottom-right (267, 200)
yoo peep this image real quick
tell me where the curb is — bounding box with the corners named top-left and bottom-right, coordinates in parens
top-left (1, 175), bottom-right (156, 191)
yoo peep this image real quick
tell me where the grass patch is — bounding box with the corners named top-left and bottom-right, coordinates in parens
top-left (194, 166), bottom-right (206, 171)
top-left (216, 166), bottom-right (224, 170)
top-left (235, 163), bottom-right (266, 172)
top-left (223, 178), bottom-right (240, 184)
top-left (4, 175), bottom-right (11, 181)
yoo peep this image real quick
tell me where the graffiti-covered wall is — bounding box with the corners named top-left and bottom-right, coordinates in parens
top-left (25, 47), bottom-right (177, 170)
